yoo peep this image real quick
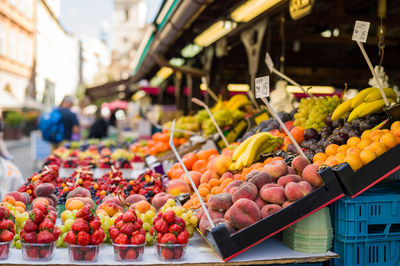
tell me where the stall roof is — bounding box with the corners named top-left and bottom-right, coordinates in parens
top-left (85, 78), bottom-right (131, 100)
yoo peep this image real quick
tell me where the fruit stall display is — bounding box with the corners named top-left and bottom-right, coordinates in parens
top-left (0, 87), bottom-right (399, 263)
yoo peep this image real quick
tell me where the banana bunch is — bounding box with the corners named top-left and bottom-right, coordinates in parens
top-left (226, 94), bottom-right (251, 111)
top-left (331, 87), bottom-right (397, 122)
top-left (229, 132), bottom-right (283, 171)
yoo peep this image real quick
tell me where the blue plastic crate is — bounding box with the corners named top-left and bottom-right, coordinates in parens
top-left (274, 263), bottom-right (323, 266)
top-left (332, 238), bottom-right (400, 265)
top-left (332, 182), bottom-right (400, 242)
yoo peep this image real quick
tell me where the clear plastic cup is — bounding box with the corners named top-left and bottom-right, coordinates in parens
top-left (0, 242), bottom-right (11, 260)
top-left (68, 244), bottom-right (100, 262)
top-left (155, 243), bottom-right (187, 261)
top-left (21, 242), bottom-right (55, 261)
top-left (113, 243), bottom-right (145, 261)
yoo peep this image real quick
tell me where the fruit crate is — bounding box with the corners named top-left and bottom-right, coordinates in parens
top-left (332, 143), bottom-right (400, 198)
top-left (332, 238), bottom-right (400, 266)
top-left (332, 182), bottom-right (400, 242)
top-left (205, 167), bottom-right (344, 261)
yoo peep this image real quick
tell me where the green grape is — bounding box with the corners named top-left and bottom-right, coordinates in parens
top-left (15, 239), bottom-right (21, 249)
top-left (142, 222), bottom-right (151, 232)
top-left (145, 232), bottom-right (153, 244)
top-left (64, 219), bottom-right (74, 229)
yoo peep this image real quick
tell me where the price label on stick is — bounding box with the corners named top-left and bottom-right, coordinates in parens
top-left (352, 20), bottom-right (370, 43)
top-left (265, 53), bottom-right (274, 72)
top-left (255, 76), bottom-right (270, 98)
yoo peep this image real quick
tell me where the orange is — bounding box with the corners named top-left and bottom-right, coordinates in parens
top-left (198, 187), bottom-right (209, 197)
top-left (360, 148), bottom-right (377, 165)
top-left (206, 194), bottom-right (213, 202)
top-left (369, 131), bottom-right (384, 142)
top-left (324, 158), bottom-right (338, 167)
top-left (347, 137), bottom-right (361, 147)
top-left (2, 195), bottom-right (15, 205)
top-left (336, 145), bottom-right (349, 154)
top-left (334, 153), bottom-right (346, 164)
top-left (313, 160), bottom-right (325, 166)
top-left (290, 126), bottom-right (305, 144)
top-left (182, 152), bottom-right (198, 170)
top-left (390, 121), bottom-right (400, 132)
top-left (344, 155), bottom-right (363, 171)
top-left (369, 142), bottom-right (387, 156)
top-left (135, 200), bottom-right (151, 213)
top-left (210, 186), bottom-right (221, 195)
top-left (263, 157), bottom-right (273, 164)
top-left (392, 128), bottom-right (400, 138)
top-left (15, 206), bottom-right (25, 213)
top-left (15, 201), bottom-right (26, 209)
top-left (325, 144), bottom-right (339, 156)
top-left (196, 149), bottom-right (218, 161)
top-left (361, 129), bottom-right (372, 140)
top-left (356, 139), bottom-right (371, 150)
top-left (346, 146), bottom-right (361, 157)
top-left (313, 152), bottom-right (327, 162)
top-left (192, 160), bottom-right (207, 173)
top-left (208, 178), bottom-right (220, 187)
top-left (380, 133), bottom-right (398, 149)
top-left (96, 209), bottom-right (109, 217)
top-left (198, 183), bottom-right (212, 191)
top-left (220, 178), bottom-right (234, 189)
top-left (66, 199), bottom-right (84, 211)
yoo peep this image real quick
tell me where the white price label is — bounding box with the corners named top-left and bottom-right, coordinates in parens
top-left (255, 76), bottom-right (270, 98)
top-left (265, 53), bottom-right (274, 72)
top-left (352, 20), bottom-right (370, 43)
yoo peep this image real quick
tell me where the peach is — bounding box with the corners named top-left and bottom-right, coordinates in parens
top-left (66, 198), bottom-right (84, 211)
top-left (245, 170), bottom-right (260, 181)
top-left (224, 180), bottom-right (244, 194)
top-left (291, 156), bottom-right (310, 175)
top-left (282, 200), bottom-right (294, 208)
top-left (6, 192), bottom-right (27, 205)
top-left (135, 200), bottom-right (152, 213)
top-left (263, 160), bottom-right (288, 180)
top-left (103, 199), bottom-right (122, 216)
top-left (298, 180), bottom-right (313, 195)
top-left (261, 204), bottom-right (282, 218)
top-left (34, 183), bottom-right (55, 197)
top-left (206, 157), bottom-right (218, 172)
top-left (208, 193), bottom-right (233, 211)
top-left (200, 170), bottom-right (219, 184)
top-left (67, 187), bottom-right (91, 199)
top-left (77, 197), bottom-right (94, 207)
top-left (277, 174), bottom-right (302, 187)
top-left (126, 194), bottom-right (147, 205)
top-left (254, 196), bottom-right (267, 210)
top-left (287, 166), bottom-right (296, 175)
top-left (213, 218), bottom-right (236, 234)
top-left (21, 193), bottom-right (30, 205)
top-left (232, 182), bottom-right (258, 202)
top-left (49, 194), bottom-right (58, 206)
top-left (225, 198), bottom-right (261, 230)
top-left (220, 172), bottom-right (234, 180)
top-left (284, 182), bottom-right (304, 201)
top-left (152, 192), bottom-right (174, 210)
top-left (166, 179), bottom-right (191, 196)
top-left (302, 164), bottom-right (323, 187)
top-left (215, 155), bottom-right (233, 176)
top-left (33, 197), bottom-right (54, 207)
top-left (259, 184), bottom-right (286, 204)
top-left (180, 171), bottom-right (202, 188)
top-left (246, 172), bottom-right (272, 190)
top-left (199, 214), bottom-right (226, 234)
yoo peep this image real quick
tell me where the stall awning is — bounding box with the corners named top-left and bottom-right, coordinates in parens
top-left (85, 79), bottom-right (131, 100)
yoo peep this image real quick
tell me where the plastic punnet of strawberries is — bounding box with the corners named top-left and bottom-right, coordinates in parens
top-left (63, 205), bottom-right (105, 262)
top-left (0, 206), bottom-right (15, 260)
top-left (20, 202), bottom-right (60, 260)
top-left (152, 209), bottom-right (189, 261)
top-left (108, 209), bottom-right (146, 261)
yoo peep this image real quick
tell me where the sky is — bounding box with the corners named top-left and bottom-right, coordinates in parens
top-left (60, 0), bottom-right (163, 43)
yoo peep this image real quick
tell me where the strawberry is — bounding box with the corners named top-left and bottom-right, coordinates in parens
top-left (39, 218), bottom-right (55, 232)
top-left (157, 232), bottom-right (163, 243)
top-left (84, 249), bottom-right (95, 261)
top-left (124, 248), bottom-right (138, 260)
top-left (22, 231), bottom-right (37, 243)
top-left (90, 229), bottom-right (104, 245)
top-left (39, 248), bottom-right (50, 259)
top-left (154, 220), bottom-right (168, 234)
top-left (7, 220), bottom-right (14, 233)
top-left (71, 247), bottom-right (83, 260)
top-left (114, 233), bottom-right (129, 245)
top-left (130, 233), bottom-right (145, 245)
top-left (89, 219), bottom-right (101, 231)
top-left (33, 202), bottom-right (48, 216)
top-left (120, 223), bottom-right (134, 236)
top-left (46, 214), bottom-right (56, 224)
top-left (26, 246), bottom-right (39, 258)
top-left (140, 228), bottom-right (146, 236)
top-left (177, 230), bottom-right (189, 244)
top-left (53, 227), bottom-right (61, 240)
top-left (76, 205), bottom-right (95, 221)
top-left (160, 233), bottom-right (177, 244)
top-left (23, 219), bottom-right (37, 233)
top-left (122, 211), bottom-right (136, 223)
top-left (174, 246), bottom-right (184, 259)
top-left (162, 210), bottom-right (176, 224)
top-left (30, 209), bottom-right (45, 224)
top-left (169, 224), bottom-right (182, 236)
top-left (114, 215), bottom-right (123, 224)
top-left (37, 230), bottom-right (54, 243)
top-left (108, 226), bottom-right (120, 240)
top-left (115, 220), bottom-right (124, 230)
top-left (63, 231), bottom-right (76, 245)
top-left (161, 247), bottom-right (174, 260)
top-left (153, 212), bottom-right (163, 224)
top-left (0, 230), bottom-right (14, 242)
top-left (72, 218), bottom-right (90, 233)
top-left (175, 217), bottom-right (186, 229)
top-left (77, 231), bottom-right (91, 246)
top-left (0, 207), bottom-right (6, 219)
top-left (0, 220), bottom-right (8, 230)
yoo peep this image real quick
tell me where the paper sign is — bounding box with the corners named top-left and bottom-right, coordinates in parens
top-left (145, 155), bottom-right (157, 166)
top-left (352, 20), bottom-right (370, 43)
top-left (265, 53), bottom-right (274, 72)
top-left (255, 76), bottom-right (270, 98)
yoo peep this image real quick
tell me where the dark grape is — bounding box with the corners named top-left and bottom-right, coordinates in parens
top-left (318, 139), bottom-right (325, 148)
top-left (290, 108), bottom-right (298, 117)
top-left (332, 118), bottom-right (344, 128)
top-left (351, 118), bottom-right (361, 130)
top-left (315, 148), bottom-right (324, 153)
top-left (287, 144), bottom-right (298, 154)
top-left (339, 126), bottom-right (351, 135)
top-left (310, 144), bottom-right (319, 151)
top-left (332, 134), bottom-right (347, 145)
top-left (304, 128), bottom-right (319, 141)
top-left (360, 121), bottom-right (372, 132)
top-left (325, 116), bottom-right (333, 126)
top-left (323, 140), bottom-right (334, 150)
top-left (333, 127), bottom-right (342, 134)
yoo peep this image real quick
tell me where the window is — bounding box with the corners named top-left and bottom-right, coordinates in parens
top-left (26, 0), bottom-right (33, 18)
top-left (25, 37), bottom-right (32, 66)
top-left (0, 23), bottom-right (6, 56)
top-left (9, 0), bottom-right (17, 6)
top-left (9, 29), bottom-right (17, 61)
top-left (125, 8), bottom-right (129, 21)
top-left (18, 0), bottom-right (25, 14)
top-left (17, 33), bottom-right (24, 64)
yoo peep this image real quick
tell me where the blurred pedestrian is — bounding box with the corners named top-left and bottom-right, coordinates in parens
top-left (89, 109), bottom-right (108, 139)
top-left (58, 96), bottom-right (80, 142)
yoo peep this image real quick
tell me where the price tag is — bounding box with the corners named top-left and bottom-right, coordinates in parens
top-left (255, 76), bottom-right (270, 98)
top-left (265, 53), bottom-right (274, 72)
top-left (352, 20), bottom-right (370, 43)
top-left (145, 155), bottom-right (157, 166)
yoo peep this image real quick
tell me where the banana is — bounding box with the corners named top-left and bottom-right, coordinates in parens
top-left (226, 95), bottom-right (250, 110)
top-left (232, 133), bottom-right (257, 161)
top-left (364, 87), bottom-right (397, 102)
top-left (238, 133), bottom-right (276, 167)
top-left (331, 98), bottom-right (354, 121)
top-left (228, 97), bottom-right (251, 110)
top-left (351, 87), bottom-right (376, 108)
top-left (347, 98), bottom-right (394, 122)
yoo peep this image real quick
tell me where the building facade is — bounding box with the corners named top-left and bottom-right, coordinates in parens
top-left (0, 0), bottom-right (35, 108)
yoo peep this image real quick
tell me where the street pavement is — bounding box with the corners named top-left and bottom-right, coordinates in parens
top-left (8, 142), bottom-right (35, 179)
